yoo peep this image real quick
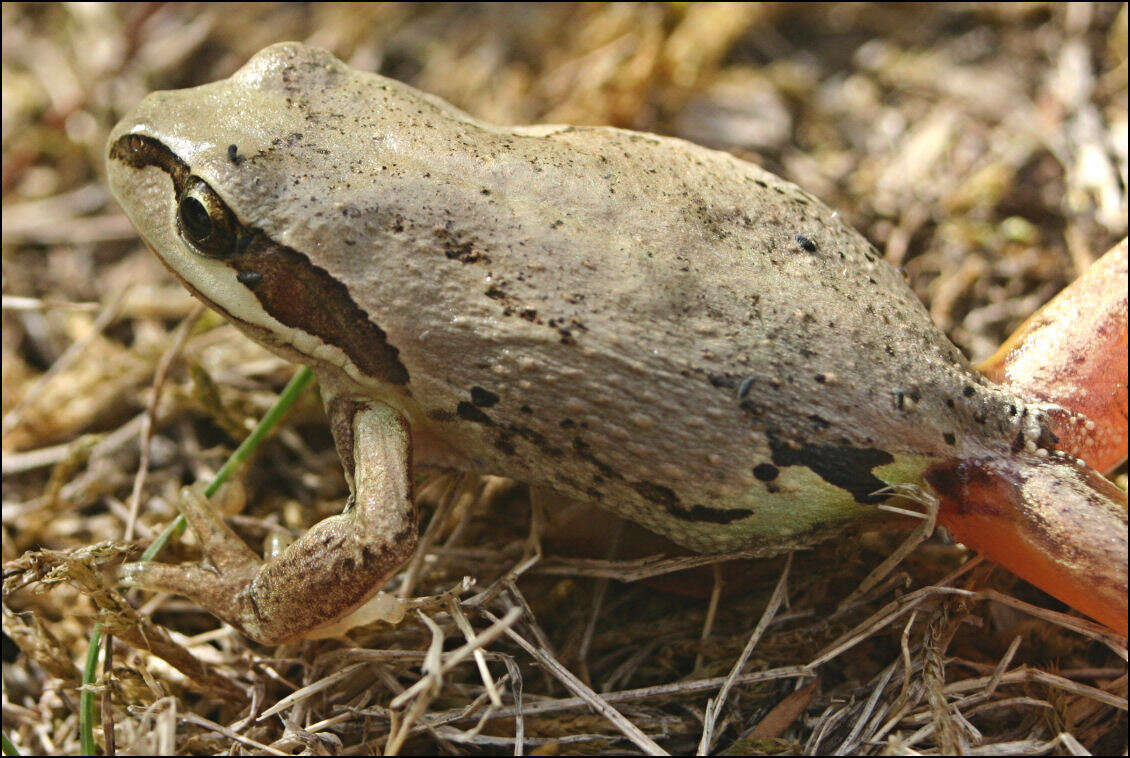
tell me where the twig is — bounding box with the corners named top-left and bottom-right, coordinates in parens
top-left (482, 609), bottom-right (669, 756)
top-left (694, 564), bottom-right (724, 675)
top-left (448, 597), bottom-right (503, 707)
top-left (125, 302), bottom-right (204, 541)
top-left (257, 663), bottom-right (371, 720)
top-left (390, 607), bottom-right (523, 710)
top-left (698, 552), bottom-right (792, 755)
top-left (408, 665), bottom-right (812, 727)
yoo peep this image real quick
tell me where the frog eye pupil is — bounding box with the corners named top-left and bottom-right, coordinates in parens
top-left (179, 196), bottom-right (213, 243)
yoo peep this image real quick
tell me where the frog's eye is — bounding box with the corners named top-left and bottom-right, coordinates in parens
top-left (177, 177), bottom-right (241, 258)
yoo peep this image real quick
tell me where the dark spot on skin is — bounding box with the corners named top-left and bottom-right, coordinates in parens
top-left (1036, 421), bottom-right (1059, 451)
top-left (573, 437), bottom-right (621, 480)
top-left (427, 408), bottom-right (454, 422)
top-left (444, 242), bottom-right (487, 264)
top-left (227, 144), bottom-right (243, 166)
top-left (708, 373), bottom-right (735, 389)
top-left (963, 385), bottom-right (976, 397)
top-left (631, 481), bottom-right (679, 506)
top-left (236, 270), bottom-right (262, 288)
top-left (505, 424), bottom-right (562, 458)
top-left (520, 405), bottom-right (533, 414)
top-left (945, 398), bottom-right (955, 408)
top-left (510, 425), bottom-right (547, 446)
top-left (809, 414), bottom-right (831, 429)
top-left (560, 418), bottom-right (575, 428)
top-left (666, 503), bottom-right (754, 524)
top-left (1011, 428), bottom-right (1027, 453)
top-left (769, 437), bottom-right (894, 504)
top-left (753, 463), bottom-right (779, 481)
top-left (795, 233), bottom-right (817, 252)
top-left (494, 434), bottom-right (516, 456)
top-left (944, 432), bottom-right (956, 446)
top-left (436, 228), bottom-right (490, 264)
top-left (815, 374), bottom-right (826, 384)
top-left (739, 398), bottom-right (764, 415)
top-left (456, 401), bottom-right (493, 425)
top-left (470, 386), bottom-right (499, 407)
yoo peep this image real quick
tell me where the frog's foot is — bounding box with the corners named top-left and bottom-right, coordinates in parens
top-left (121, 402), bottom-right (418, 645)
top-left (927, 454), bottom-right (1128, 635)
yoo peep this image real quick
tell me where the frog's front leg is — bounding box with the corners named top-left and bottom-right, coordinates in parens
top-left (121, 401), bottom-right (417, 644)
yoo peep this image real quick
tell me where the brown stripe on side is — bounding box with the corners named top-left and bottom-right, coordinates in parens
top-left (109, 134), bottom-right (409, 386)
top-left (230, 233), bottom-right (409, 384)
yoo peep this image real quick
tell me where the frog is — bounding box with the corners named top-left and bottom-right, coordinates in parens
top-left (105, 42), bottom-right (1127, 644)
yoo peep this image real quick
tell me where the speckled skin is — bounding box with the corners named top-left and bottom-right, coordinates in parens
top-left (105, 42), bottom-right (1060, 558)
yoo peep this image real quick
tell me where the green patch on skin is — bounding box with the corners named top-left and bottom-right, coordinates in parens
top-left (736, 465), bottom-right (872, 539)
top-left (873, 455), bottom-right (932, 493)
top-left (730, 453), bottom-right (934, 543)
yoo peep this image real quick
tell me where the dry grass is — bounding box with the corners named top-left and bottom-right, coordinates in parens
top-left (2, 3), bottom-right (1127, 755)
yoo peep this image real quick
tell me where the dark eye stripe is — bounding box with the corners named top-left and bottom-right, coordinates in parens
top-left (108, 132), bottom-right (411, 386)
top-left (109, 134), bottom-right (191, 192)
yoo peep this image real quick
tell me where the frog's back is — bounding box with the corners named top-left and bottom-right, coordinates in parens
top-left (165, 43), bottom-right (1050, 551)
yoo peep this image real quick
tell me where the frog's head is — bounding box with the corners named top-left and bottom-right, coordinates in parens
top-left (106, 42), bottom-right (415, 387)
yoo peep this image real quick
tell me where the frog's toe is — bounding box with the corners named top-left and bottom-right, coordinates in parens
top-left (119, 560), bottom-right (260, 636)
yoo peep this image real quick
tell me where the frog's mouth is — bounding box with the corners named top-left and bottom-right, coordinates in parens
top-left (108, 133), bottom-right (410, 388)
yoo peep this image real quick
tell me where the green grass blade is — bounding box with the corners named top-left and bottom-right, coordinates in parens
top-left (79, 365), bottom-right (315, 754)
top-left (2, 731), bottom-right (22, 756)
